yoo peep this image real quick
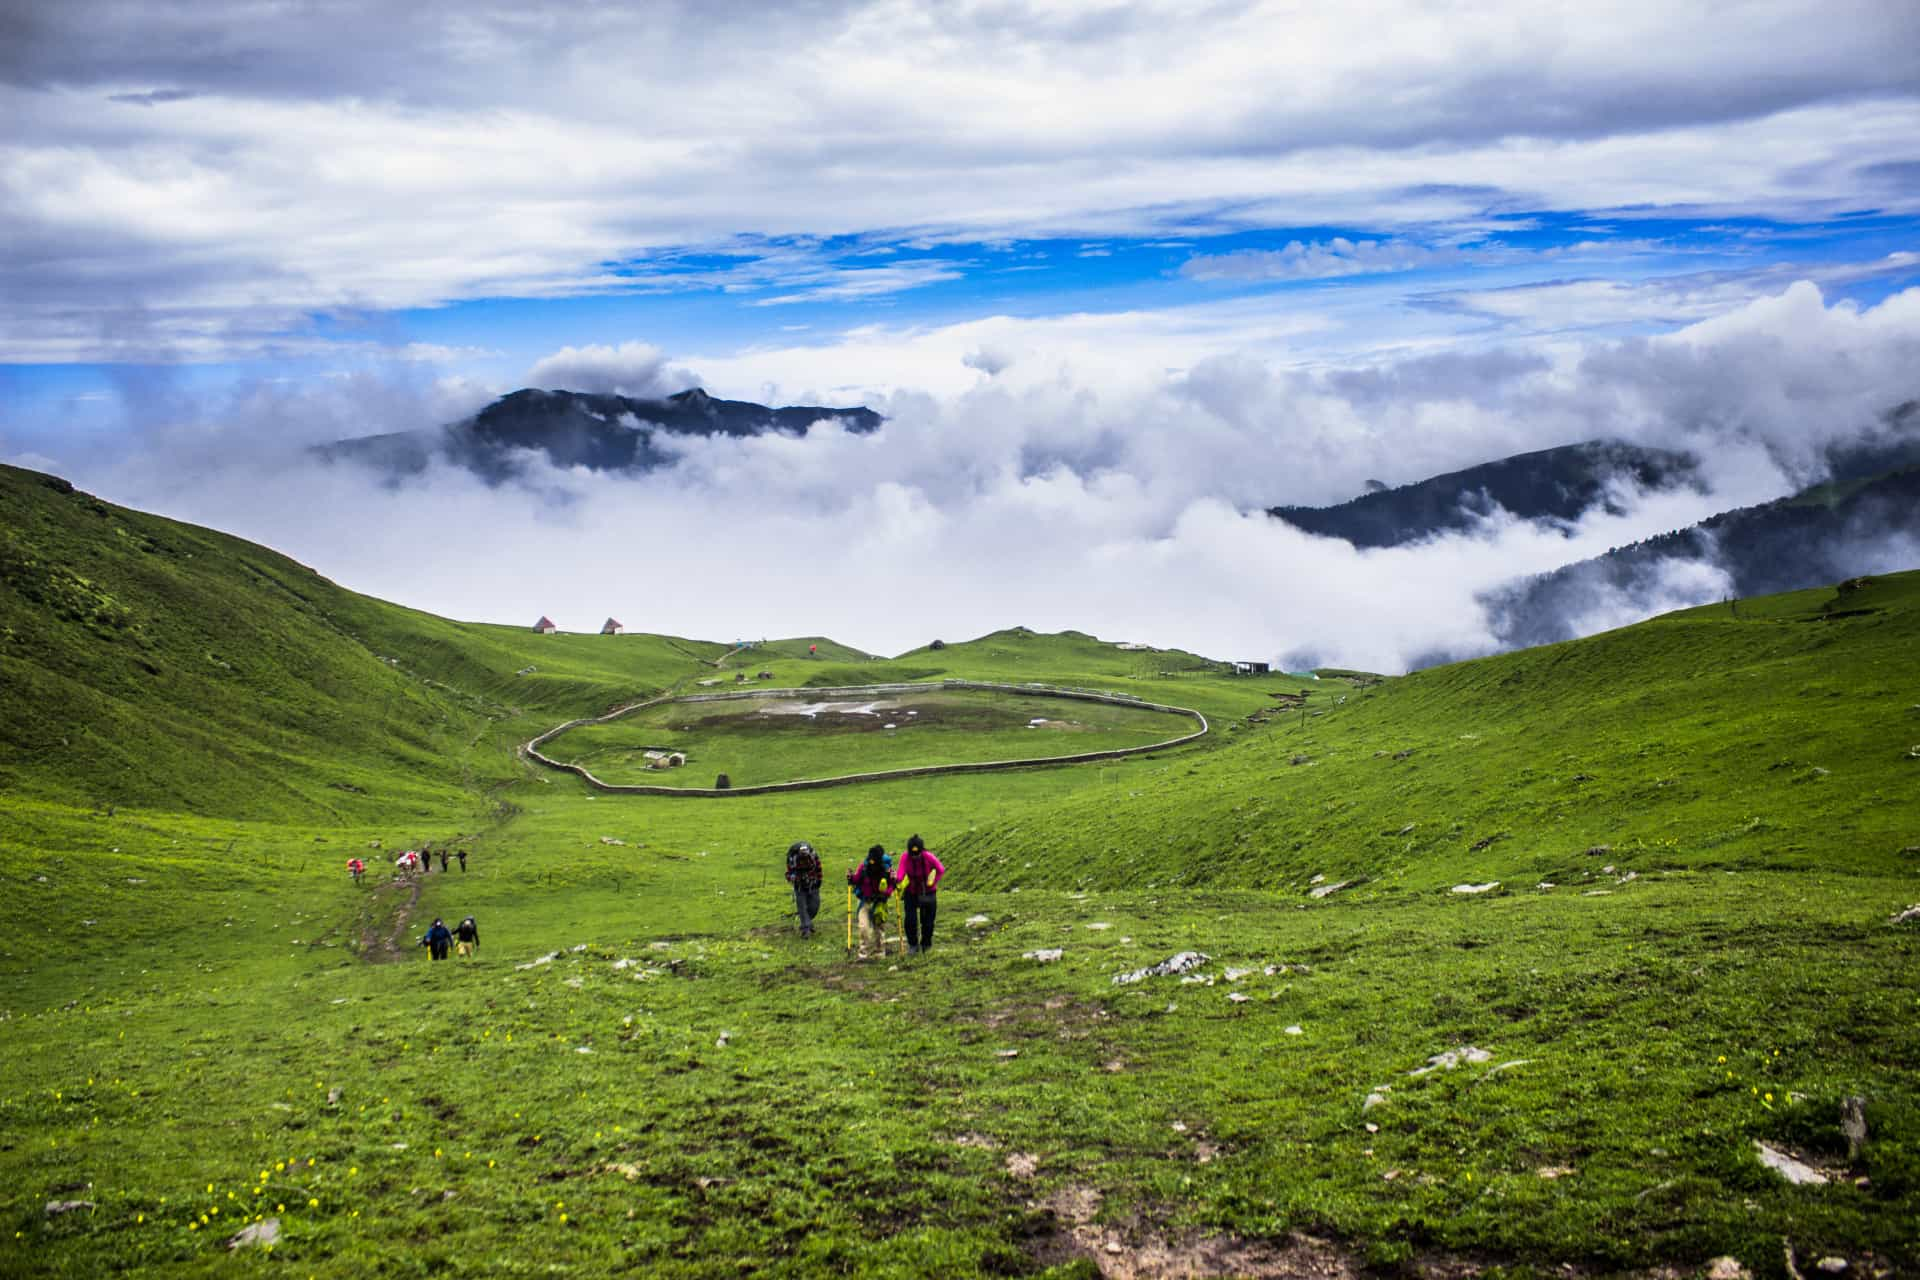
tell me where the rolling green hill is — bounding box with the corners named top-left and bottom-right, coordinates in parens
top-left (1, 464), bottom-right (1916, 1279)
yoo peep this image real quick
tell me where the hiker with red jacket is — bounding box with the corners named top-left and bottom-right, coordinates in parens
top-left (846, 845), bottom-right (895, 959)
top-left (896, 834), bottom-right (945, 955)
top-left (785, 840), bottom-right (823, 939)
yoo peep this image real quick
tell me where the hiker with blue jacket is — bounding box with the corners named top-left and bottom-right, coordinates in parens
top-left (847, 845), bottom-right (895, 960)
top-left (896, 834), bottom-right (945, 954)
top-left (420, 917), bottom-right (453, 961)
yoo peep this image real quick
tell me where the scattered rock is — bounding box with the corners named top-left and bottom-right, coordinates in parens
top-left (575, 1045), bottom-right (593, 1054)
top-left (1754, 1139), bottom-right (1828, 1185)
top-left (515, 951), bottom-right (560, 971)
top-left (1023, 949), bottom-right (1064, 963)
top-left (1085, 922), bottom-right (1111, 931)
top-left (570, 944), bottom-right (588, 953)
top-left (562, 976), bottom-right (583, 989)
top-left (1815, 1260), bottom-right (1848, 1275)
top-left (1227, 992), bottom-right (1250, 1003)
top-left (965, 915), bottom-right (991, 928)
top-left (1536, 1166), bottom-right (1576, 1179)
top-left (1706, 1258), bottom-right (1751, 1280)
top-left (715, 1032), bottom-right (730, 1049)
top-left (1308, 880), bottom-right (1353, 899)
top-left (1410, 1046), bottom-right (1492, 1076)
top-left (1586, 845), bottom-right (1612, 856)
top-left (693, 1176), bottom-right (732, 1190)
top-left (995, 1049), bottom-right (1020, 1059)
top-left (1284, 1025), bottom-right (1303, 1035)
top-left (1112, 951), bottom-right (1209, 985)
top-left (1005, 1152), bottom-right (1039, 1178)
top-left (44, 1200), bottom-right (94, 1218)
top-left (1308, 874), bottom-right (1326, 885)
top-left (1223, 968), bottom-right (1252, 982)
top-left (1364, 1122), bottom-right (1379, 1134)
top-left (326, 1087), bottom-right (342, 1106)
top-left (599, 837), bottom-right (626, 846)
top-left (1536, 882), bottom-right (1556, 890)
top-left (1363, 1089), bottom-right (1389, 1110)
top-left (1891, 905), bottom-right (1920, 926)
top-left (226, 1217), bottom-right (280, 1250)
top-left (1451, 882), bottom-right (1501, 895)
top-left (952, 1132), bottom-right (998, 1149)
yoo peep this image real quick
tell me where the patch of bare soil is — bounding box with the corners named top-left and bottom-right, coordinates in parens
top-left (1027, 1186), bottom-right (1364, 1280)
top-left (355, 875), bottom-right (423, 963)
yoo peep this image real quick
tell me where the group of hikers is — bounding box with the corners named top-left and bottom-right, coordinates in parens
top-left (786, 834), bottom-right (945, 959)
top-left (346, 847), bottom-right (468, 884)
top-left (419, 914), bottom-right (482, 961)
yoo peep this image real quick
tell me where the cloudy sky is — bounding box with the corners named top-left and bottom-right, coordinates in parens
top-left (4, 0), bottom-right (1919, 668)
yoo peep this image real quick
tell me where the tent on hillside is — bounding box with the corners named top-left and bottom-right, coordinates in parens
top-left (533, 616), bottom-right (558, 634)
top-left (601, 618), bottom-right (624, 635)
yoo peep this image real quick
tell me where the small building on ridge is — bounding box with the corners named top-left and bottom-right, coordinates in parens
top-left (601, 618), bottom-right (624, 635)
top-left (533, 616), bottom-right (558, 634)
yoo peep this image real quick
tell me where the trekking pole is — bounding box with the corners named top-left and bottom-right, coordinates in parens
top-left (845, 883), bottom-right (853, 954)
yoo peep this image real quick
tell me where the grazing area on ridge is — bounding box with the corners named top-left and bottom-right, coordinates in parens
top-left (543, 686), bottom-right (1202, 788)
top-left (1, 469), bottom-right (1918, 1278)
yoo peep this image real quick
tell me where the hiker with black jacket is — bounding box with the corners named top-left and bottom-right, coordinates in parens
top-left (785, 840), bottom-right (824, 939)
top-left (897, 834), bottom-right (945, 954)
top-left (454, 915), bottom-right (480, 958)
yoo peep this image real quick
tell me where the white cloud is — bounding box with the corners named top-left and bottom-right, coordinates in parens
top-left (50, 282), bottom-right (1920, 676)
top-left (3, 2), bottom-right (1918, 360)
top-left (525, 342), bottom-right (695, 397)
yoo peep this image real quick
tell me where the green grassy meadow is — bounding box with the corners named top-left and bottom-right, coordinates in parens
top-left (2, 464), bottom-right (1917, 1278)
top-left (546, 687), bottom-right (1201, 788)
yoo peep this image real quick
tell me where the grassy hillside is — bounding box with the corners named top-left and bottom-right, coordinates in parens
top-left (1, 468), bottom-right (1916, 1278)
top-left (0, 464), bottom-right (724, 819)
top-left (951, 574), bottom-right (1920, 894)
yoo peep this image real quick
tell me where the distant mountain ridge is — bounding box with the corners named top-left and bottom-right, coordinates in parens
top-left (1267, 440), bottom-right (1704, 548)
top-left (1482, 464), bottom-right (1920, 651)
top-left (317, 386), bottom-right (883, 482)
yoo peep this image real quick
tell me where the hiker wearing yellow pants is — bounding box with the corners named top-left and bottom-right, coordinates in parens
top-left (846, 845), bottom-right (896, 959)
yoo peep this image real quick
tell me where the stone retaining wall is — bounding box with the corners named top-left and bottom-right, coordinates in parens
top-left (521, 679), bottom-right (1208, 797)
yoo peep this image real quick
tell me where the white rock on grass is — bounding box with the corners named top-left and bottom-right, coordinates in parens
top-left (965, 915), bottom-right (991, 928)
top-left (1410, 1046), bottom-right (1493, 1076)
top-left (1308, 880), bottom-right (1353, 899)
top-left (1451, 882), bottom-right (1501, 895)
top-left (1227, 992), bottom-right (1250, 1003)
top-left (1284, 1025), bottom-right (1303, 1035)
top-left (1086, 922), bottom-right (1112, 931)
top-left (1706, 1258), bottom-right (1751, 1280)
top-left (1754, 1139), bottom-right (1828, 1185)
top-left (1112, 951), bottom-right (1208, 985)
top-left (1023, 949), bottom-right (1064, 963)
top-left (1223, 968), bottom-right (1252, 982)
top-left (1891, 904), bottom-right (1920, 926)
top-left (227, 1218), bottom-right (280, 1250)
top-left (515, 952), bottom-right (560, 971)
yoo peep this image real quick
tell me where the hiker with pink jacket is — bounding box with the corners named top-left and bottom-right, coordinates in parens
top-left (896, 834), bottom-right (944, 955)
